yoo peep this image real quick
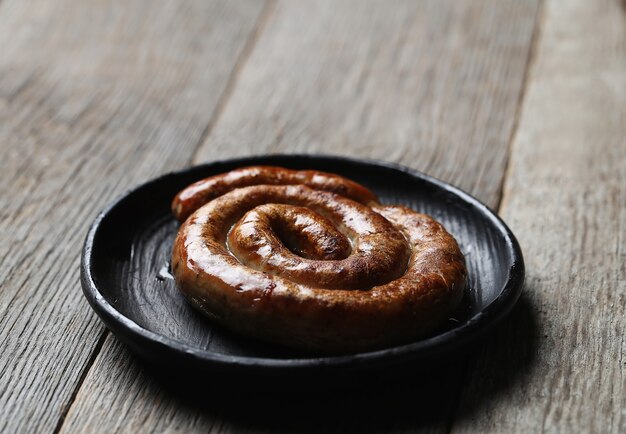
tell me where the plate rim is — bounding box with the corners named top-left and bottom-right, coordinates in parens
top-left (81, 154), bottom-right (525, 373)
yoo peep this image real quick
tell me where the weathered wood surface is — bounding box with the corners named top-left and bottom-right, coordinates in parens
top-left (58, 0), bottom-right (540, 433)
top-left (451, 0), bottom-right (626, 432)
top-left (3, 0), bottom-right (623, 432)
top-left (0, 0), bottom-right (266, 432)
top-left (196, 0), bottom-right (540, 208)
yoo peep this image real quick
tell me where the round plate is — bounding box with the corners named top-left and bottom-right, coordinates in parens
top-left (81, 155), bottom-right (524, 375)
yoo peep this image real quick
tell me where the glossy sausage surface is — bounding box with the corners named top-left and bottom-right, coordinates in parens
top-left (172, 165), bottom-right (379, 222)
top-left (171, 168), bottom-right (466, 353)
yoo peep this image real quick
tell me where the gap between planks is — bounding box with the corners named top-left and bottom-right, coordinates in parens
top-left (496, 0), bottom-right (546, 215)
top-left (52, 332), bottom-right (108, 434)
top-left (444, 2), bottom-right (545, 432)
top-left (49, 3), bottom-right (277, 432)
top-left (189, 0), bottom-right (277, 164)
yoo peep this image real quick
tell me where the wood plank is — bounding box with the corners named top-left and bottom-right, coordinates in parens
top-left (60, 1), bottom-right (540, 433)
top-left (62, 336), bottom-right (475, 434)
top-left (451, 0), bottom-right (626, 432)
top-left (195, 0), bottom-right (540, 207)
top-left (0, 1), bottom-right (266, 432)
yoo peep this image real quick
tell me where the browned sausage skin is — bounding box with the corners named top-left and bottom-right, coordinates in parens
top-left (171, 167), bottom-right (466, 354)
top-left (172, 165), bottom-right (379, 222)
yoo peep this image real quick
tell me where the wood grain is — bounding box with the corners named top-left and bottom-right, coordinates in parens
top-left (59, 1), bottom-right (540, 433)
top-left (60, 314), bottom-right (474, 434)
top-left (195, 0), bottom-right (540, 207)
top-left (0, 0), bottom-right (266, 432)
top-left (451, 0), bottom-right (626, 432)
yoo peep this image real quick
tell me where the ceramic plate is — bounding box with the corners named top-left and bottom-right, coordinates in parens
top-left (81, 155), bottom-right (524, 375)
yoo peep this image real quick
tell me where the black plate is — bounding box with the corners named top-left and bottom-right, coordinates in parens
top-left (81, 155), bottom-right (524, 375)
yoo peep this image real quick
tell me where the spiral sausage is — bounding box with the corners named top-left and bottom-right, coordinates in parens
top-left (172, 165), bottom-right (378, 222)
top-left (171, 167), bottom-right (466, 353)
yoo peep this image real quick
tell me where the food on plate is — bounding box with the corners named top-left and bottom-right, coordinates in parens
top-left (171, 166), bottom-right (466, 353)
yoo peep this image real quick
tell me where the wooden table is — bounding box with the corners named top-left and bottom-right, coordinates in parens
top-left (1, 0), bottom-right (624, 432)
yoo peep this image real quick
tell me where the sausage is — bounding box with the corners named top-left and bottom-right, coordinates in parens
top-left (171, 167), bottom-right (466, 354)
top-left (172, 165), bottom-right (379, 222)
